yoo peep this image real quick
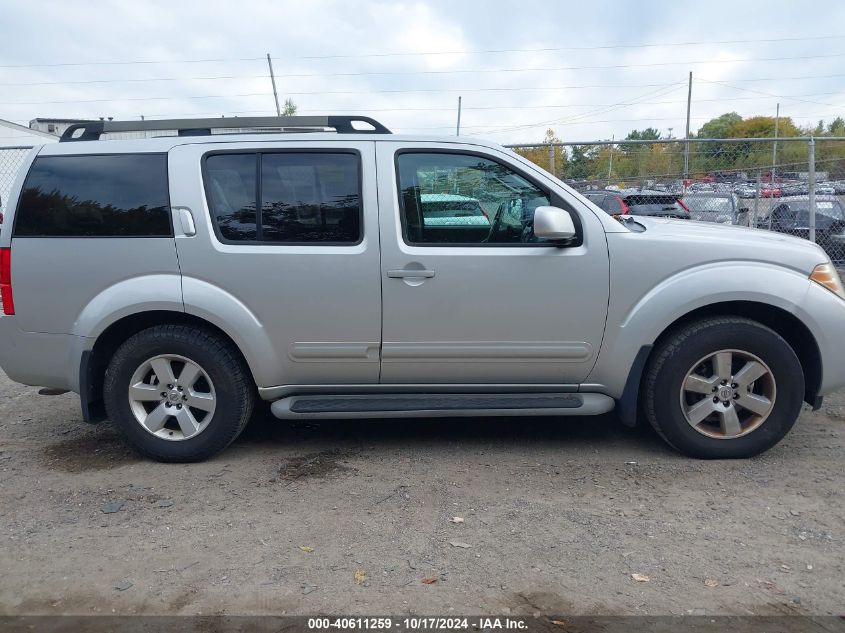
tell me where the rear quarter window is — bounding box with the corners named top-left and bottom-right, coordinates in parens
top-left (14, 154), bottom-right (172, 237)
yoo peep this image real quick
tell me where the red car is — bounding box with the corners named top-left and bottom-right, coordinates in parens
top-left (761, 186), bottom-right (782, 198)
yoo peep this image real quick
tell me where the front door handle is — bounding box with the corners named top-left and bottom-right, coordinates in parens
top-left (174, 207), bottom-right (196, 236)
top-left (387, 269), bottom-right (435, 279)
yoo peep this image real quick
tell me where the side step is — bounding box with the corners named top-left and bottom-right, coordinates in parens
top-left (270, 393), bottom-right (615, 420)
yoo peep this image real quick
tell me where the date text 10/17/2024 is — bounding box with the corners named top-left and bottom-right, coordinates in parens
top-left (307, 617), bottom-right (530, 630)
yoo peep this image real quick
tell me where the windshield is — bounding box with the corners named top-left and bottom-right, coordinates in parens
top-left (788, 200), bottom-right (844, 220)
top-left (684, 197), bottom-right (733, 214)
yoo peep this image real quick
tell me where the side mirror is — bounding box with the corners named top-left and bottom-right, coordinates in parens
top-left (533, 206), bottom-right (576, 242)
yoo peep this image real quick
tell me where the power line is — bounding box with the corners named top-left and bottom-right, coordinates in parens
top-left (398, 112), bottom-right (845, 132)
top-left (295, 35), bottom-right (845, 59)
top-left (0, 57), bottom-right (264, 69)
top-left (283, 82), bottom-right (680, 96)
top-left (475, 84), bottom-right (687, 135)
top-left (3, 72), bottom-right (845, 90)
top-left (277, 79), bottom-right (840, 96)
top-left (696, 78), bottom-right (844, 108)
top-left (0, 75), bottom-right (268, 87)
top-left (11, 91), bottom-right (841, 115)
top-left (0, 93), bottom-right (273, 106)
top-left (698, 73), bottom-right (845, 84)
top-left (0, 83), bottom-right (686, 105)
top-left (269, 52), bottom-right (845, 79)
top-left (3, 34), bottom-right (840, 68)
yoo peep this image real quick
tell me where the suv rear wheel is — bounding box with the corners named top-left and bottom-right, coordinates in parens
top-left (103, 325), bottom-right (255, 462)
top-left (643, 317), bottom-right (804, 458)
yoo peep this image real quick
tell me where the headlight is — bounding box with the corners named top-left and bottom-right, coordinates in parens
top-left (810, 262), bottom-right (845, 299)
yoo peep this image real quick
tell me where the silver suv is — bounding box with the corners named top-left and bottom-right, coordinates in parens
top-left (1, 116), bottom-right (844, 462)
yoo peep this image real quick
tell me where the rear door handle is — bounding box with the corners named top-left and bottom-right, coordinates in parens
top-left (387, 269), bottom-right (435, 279)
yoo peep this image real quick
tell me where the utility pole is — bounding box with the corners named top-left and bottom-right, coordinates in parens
top-left (456, 96), bottom-right (462, 136)
top-left (771, 102), bottom-right (780, 184)
top-left (683, 71), bottom-right (692, 180)
top-left (607, 134), bottom-right (614, 183)
top-left (266, 53), bottom-right (281, 117)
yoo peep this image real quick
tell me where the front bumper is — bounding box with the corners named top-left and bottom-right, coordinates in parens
top-left (799, 281), bottom-right (845, 396)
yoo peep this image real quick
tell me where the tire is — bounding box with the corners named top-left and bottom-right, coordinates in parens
top-left (642, 317), bottom-right (804, 459)
top-left (103, 324), bottom-right (255, 462)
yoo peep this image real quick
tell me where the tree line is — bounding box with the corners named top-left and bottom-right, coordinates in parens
top-left (513, 114), bottom-right (845, 184)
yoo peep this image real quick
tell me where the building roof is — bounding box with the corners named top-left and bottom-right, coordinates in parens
top-left (29, 118), bottom-right (93, 124)
top-left (0, 118), bottom-right (59, 141)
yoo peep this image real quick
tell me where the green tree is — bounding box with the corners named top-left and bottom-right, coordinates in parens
top-left (566, 145), bottom-right (591, 180)
top-left (694, 113), bottom-right (745, 167)
top-left (729, 116), bottom-right (800, 138)
top-left (619, 128), bottom-right (661, 152)
top-left (827, 117), bottom-right (845, 136)
top-left (697, 112), bottom-right (743, 139)
top-left (282, 98), bottom-right (297, 115)
top-left (513, 128), bottom-right (568, 177)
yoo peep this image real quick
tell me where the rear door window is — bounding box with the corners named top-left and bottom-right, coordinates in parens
top-left (204, 151), bottom-right (361, 244)
top-left (14, 154), bottom-right (171, 237)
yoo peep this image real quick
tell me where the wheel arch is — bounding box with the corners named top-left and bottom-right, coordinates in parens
top-left (81, 310), bottom-right (256, 423)
top-left (618, 300), bottom-right (822, 427)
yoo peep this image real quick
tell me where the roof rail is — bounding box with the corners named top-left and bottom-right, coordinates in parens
top-left (59, 115), bottom-right (391, 142)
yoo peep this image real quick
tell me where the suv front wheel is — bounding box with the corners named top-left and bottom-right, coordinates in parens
top-left (103, 325), bottom-right (255, 462)
top-left (643, 317), bottom-right (804, 458)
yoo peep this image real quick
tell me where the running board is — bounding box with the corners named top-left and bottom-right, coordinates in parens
top-left (269, 393), bottom-right (615, 419)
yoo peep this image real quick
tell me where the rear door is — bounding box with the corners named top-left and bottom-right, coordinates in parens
top-left (375, 141), bottom-right (610, 385)
top-left (168, 140), bottom-right (382, 389)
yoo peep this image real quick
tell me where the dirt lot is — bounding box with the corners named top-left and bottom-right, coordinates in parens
top-left (0, 369), bottom-right (843, 617)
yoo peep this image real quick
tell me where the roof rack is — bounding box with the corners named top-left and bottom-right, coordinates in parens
top-left (59, 115), bottom-right (391, 142)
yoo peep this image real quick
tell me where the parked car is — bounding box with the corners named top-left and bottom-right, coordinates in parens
top-left (688, 183), bottom-right (714, 192)
top-left (1, 115), bottom-right (844, 463)
top-left (584, 189), bottom-right (690, 219)
top-left (780, 182), bottom-right (807, 197)
top-left (761, 185), bottom-right (782, 198)
top-left (734, 184), bottom-right (758, 199)
top-left (417, 194), bottom-right (491, 242)
top-left (816, 183), bottom-right (836, 196)
top-left (764, 196), bottom-right (845, 264)
top-left (682, 192), bottom-right (749, 225)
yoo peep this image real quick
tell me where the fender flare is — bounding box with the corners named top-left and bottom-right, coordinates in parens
top-left (590, 262), bottom-right (815, 403)
top-left (180, 276), bottom-right (279, 387)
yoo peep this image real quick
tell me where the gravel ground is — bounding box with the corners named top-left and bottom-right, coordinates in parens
top-left (0, 369), bottom-right (843, 617)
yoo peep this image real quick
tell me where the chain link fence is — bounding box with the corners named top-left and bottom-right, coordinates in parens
top-left (0, 146), bottom-right (32, 219)
top-left (4, 140), bottom-right (845, 263)
top-left (509, 137), bottom-right (845, 265)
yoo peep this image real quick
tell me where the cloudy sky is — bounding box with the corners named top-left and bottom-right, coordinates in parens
top-left (1, 0), bottom-right (844, 143)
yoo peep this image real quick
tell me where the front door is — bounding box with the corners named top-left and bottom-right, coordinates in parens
top-left (376, 142), bottom-right (610, 385)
